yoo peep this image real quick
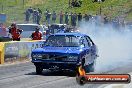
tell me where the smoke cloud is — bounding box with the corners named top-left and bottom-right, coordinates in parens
top-left (79, 17), bottom-right (132, 72)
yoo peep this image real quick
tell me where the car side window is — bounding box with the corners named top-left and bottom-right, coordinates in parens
top-left (85, 36), bottom-right (94, 47)
top-left (80, 37), bottom-right (89, 47)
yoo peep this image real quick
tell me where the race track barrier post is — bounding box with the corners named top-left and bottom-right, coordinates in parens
top-left (0, 42), bottom-right (5, 64)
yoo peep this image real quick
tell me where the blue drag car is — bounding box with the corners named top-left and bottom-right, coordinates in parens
top-left (31, 32), bottom-right (98, 74)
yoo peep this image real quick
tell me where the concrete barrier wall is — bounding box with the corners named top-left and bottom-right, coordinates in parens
top-left (0, 40), bottom-right (45, 64)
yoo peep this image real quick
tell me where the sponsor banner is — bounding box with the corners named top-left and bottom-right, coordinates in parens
top-left (0, 23), bottom-right (6, 36)
top-left (4, 42), bottom-right (19, 62)
top-left (76, 74), bottom-right (131, 85)
top-left (27, 41), bottom-right (45, 59)
top-left (0, 14), bottom-right (6, 23)
top-left (4, 41), bottom-right (44, 62)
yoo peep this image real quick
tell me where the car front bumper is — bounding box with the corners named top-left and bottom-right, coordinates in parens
top-left (32, 59), bottom-right (80, 71)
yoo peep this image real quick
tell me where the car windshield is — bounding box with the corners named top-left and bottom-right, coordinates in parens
top-left (45, 35), bottom-right (81, 47)
top-left (17, 25), bottom-right (40, 31)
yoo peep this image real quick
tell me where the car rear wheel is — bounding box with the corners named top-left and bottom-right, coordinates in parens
top-left (36, 66), bottom-right (43, 74)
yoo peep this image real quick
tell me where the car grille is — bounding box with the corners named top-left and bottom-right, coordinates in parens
top-left (42, 54), bottom-right (49, 59)
top-left (42, 54), bottom-right (67, 61)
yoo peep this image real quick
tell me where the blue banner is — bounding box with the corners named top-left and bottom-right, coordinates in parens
top-left (0, 14), bottom-right (7, 23)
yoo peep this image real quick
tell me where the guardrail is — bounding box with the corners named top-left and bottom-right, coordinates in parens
top-left (0, 40), bottom-right (45, 64)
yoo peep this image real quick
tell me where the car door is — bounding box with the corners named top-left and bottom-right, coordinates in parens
top-left (85, 36), bottom-right (98, 61)
top-left (80, 37), bottom-right (92, 65)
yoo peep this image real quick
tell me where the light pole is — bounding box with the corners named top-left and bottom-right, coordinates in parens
top-left (23, 0), bottom-right (25, 8)
top-left (2, 5), bottom-right (4, 13)
top-left (1, 0), bottom-right (4, 13)
top-left (69, 0), bottom-right (70, 7)
top-left (93, 0), bottom-right (105, 15)
top-left (98, 0), bottom-right (102, 15)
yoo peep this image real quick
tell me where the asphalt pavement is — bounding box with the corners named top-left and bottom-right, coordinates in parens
top-left (0, 61), bottom-right (132, 88)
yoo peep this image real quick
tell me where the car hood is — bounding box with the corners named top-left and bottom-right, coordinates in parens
top-left (32, 47), bottom-right (86, 55)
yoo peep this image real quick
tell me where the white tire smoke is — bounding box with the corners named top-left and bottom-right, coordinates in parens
top-left (79, 19), bottom-right (132, 72)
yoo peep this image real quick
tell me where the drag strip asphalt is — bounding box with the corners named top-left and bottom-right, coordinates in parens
top-left (0, 61), bottom-right (132, 88)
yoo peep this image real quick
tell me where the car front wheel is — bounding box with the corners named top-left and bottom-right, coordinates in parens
top-left (36, 66), bottom-right (43, 74)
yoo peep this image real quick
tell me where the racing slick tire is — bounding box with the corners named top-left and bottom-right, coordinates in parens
top-left (36, 66), bottom-right (43, 74)
top-left (76, 75), bottom-right (86, 85)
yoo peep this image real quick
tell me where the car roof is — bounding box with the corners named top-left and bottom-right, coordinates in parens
top-left (17, 23), bottom-right (42, 26)
top-left (51, 23), bottom-right (67, 26)
top-left (51, 32), bottom-right (88, 37)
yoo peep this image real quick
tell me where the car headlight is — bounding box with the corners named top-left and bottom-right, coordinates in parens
top-left (32, 54), bottom-right (36, 58)
top-left (32, 54), bottom-right (42, 59)
top-left (64, 56), bottom-right (78, 61)
top-left (37, 54), bottom-right (43, 58)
